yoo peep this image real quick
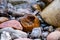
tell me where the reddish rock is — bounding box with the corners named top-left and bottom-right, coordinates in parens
top-left (14, 38), bottom-right (32, 40)
top-left (20, 14), bottom-right (40, 32)
top-left (47, 31), bottom-right (60, 40)
top-left (0, 20), bottom-right (23, 30)
top-left (0, 17), bottom-right (9, 24)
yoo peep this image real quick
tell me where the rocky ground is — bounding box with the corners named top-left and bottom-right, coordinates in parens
top-left (0, 0), bottom-right (60, 40)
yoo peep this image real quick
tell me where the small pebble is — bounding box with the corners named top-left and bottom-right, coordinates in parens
top-left (42, 32), bottom-right (49, 38)
top-left (30, 27), bottom-right (42, 38)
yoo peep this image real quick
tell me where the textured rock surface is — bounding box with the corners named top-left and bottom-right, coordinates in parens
top-left (40, 0), bottom-right (60, 27)
top-left (20, 14), bottom-right (40, 32)
top-left (0, 20), bottom-right (23, 30)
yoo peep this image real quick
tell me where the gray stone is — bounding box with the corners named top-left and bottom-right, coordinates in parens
top-left (11, 30), bottom-right (28, 38)
top-left (1, 31), bottom-right (11, 40)
top-left (30, 27), bottom-right (42, 38)
top-left (49, 26), bottom-right (53, 32)
top-left (0, 27), bottom-right (28, 39)
top-left (42, 32), bottom-right (49, 38)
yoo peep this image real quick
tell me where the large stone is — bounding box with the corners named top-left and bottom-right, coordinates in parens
top-left (0, 27), bottom-right (27, 39)
top-left (0, 17), bottom-right (9, 24)
top-left (14, 37), bottom-right (32, 40)
top-left (1, 31), bottom-right (11, 40)
top-left (11, 30), bottom-right (28, 38)
top-left (47, 31), bottom-right (60, 40)
top-left (20, 14), bottom-right (40, 32)
top-left (0, 20), bottom-right (23, 30)
top-left (40, 0), bottom-right (60, 27)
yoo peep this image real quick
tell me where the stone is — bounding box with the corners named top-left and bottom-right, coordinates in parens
top-left (0, 20), bottom-right (23, 30)
top-left (1, 31), bottom-right (11, 40)
top-left (42, 32), bottom-right (49, 38)
top-left (34, 39), bottom-right (41, 40)
top-left (20, 14), bottom-right (40, 32)
top-left (14, 37), bottom-right (32, 40)
top-left (0, 27), bottom-right (27, 39)
top-left (47, 31), bottom-right (60, 40)
top-left (11, 30), bottom-right (28, 38)
top-left (48, 26), bottom-right (53, 32)
top-left (44, 26), bottom-right (53, 32)
top-left (40, 0), bottom-right (60, 27)
top-left (32, 4), bottom-right (41, 11)
top-left (42, 0), bottom-right (53, 5)
top-left (0, 17), bottom-right (9, 24)
top-left (30, 27), bottom-right (42, 38)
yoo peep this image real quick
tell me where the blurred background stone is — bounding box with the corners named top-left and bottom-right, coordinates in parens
top-left (0, 17), bottom-right (9, 24)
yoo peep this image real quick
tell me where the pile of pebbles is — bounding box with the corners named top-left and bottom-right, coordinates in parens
top-left (0, 0), bottom-right (60, 40)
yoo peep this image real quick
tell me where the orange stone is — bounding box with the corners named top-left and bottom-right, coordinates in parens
top-left (20, 14), bottom-right (40, 32)
top-left (0, 20), bottom-right (23, 30)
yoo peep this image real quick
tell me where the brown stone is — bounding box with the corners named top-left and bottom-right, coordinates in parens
top-left (32, 4), bottom-right (41, 11)
top-left (14, 38), bottom-right (32, 40)
top-left (0, 20), bottom-right (23, 30)
top-left (20, 14), bottom-right (40, 32)
top-left (0, 17), bottom-right (9, 24)
top-left (42, 0), bottom-right (53, 5)
top-left (40, 0), bottom-right (60, 27)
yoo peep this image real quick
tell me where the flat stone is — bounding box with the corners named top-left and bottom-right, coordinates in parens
top-left (0, 27), bottom-right (27, 39)
top-left (0, 20), bottom-right (23, 30)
